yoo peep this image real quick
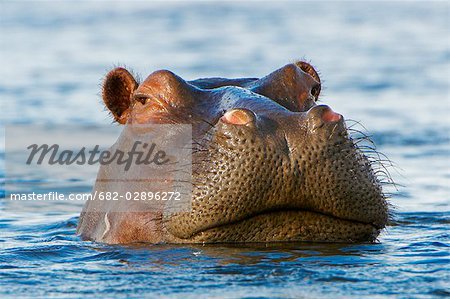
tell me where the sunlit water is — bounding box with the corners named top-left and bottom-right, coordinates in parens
top-left (1, 1), bottom-right (449, 298)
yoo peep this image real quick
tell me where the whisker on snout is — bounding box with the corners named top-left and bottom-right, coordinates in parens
top-left (345, 119), bottom-right (400, 197)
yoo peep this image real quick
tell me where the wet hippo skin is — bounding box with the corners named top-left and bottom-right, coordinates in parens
top-left (77, 61), bottom-right (389, 244)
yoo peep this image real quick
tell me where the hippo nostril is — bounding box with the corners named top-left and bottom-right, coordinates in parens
top-left (221, 108), bottom-right (256, 126)
top-left (307, 105), bottom-right (343, 129)
top-left (322, 108), bottom-right (342, 123)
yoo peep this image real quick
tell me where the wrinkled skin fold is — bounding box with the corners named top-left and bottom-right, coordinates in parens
top-left (77, 61), bottom-right (389, 244)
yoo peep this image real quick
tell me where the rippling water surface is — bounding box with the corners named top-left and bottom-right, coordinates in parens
top-left (1, 1), bottom-right (449, 298)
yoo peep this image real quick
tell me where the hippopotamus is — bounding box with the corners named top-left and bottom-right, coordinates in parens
top-left (77, 61), bottom-right (389, 244)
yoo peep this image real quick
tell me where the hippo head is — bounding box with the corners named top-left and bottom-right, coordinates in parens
top-left (77, 61), bottom-right (389, 244)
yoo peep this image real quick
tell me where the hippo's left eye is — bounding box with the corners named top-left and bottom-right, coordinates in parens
top-left (134, 93), bottom-right (169, 112)
top-left (135, 95), bottom-right (150, 105)
top-left (136, 97), bottom-right (147, 104)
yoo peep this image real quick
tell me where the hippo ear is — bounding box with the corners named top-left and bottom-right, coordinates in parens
top-left (294, 61), bottom-right (321, 86)
top-left (102, 67), bottom-right (138, 124)
top-left (249, 62), bottom-right (321, 112)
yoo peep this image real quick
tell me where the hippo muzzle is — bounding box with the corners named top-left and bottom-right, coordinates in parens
top-left (77, 61), bottom-right (389, 244)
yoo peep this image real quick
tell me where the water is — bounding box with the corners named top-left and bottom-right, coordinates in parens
top-left (1, 1), bottom-right (449, 298)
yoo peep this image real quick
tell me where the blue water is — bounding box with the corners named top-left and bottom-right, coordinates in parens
top-left (1, 1), bottom-right (449, 298)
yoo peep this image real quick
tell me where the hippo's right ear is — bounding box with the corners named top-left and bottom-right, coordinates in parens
top-left (102, 67), bottom-right (138, 124)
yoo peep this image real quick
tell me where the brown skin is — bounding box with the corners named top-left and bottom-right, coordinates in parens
top-left (77, 61), bottom-right (388, 244)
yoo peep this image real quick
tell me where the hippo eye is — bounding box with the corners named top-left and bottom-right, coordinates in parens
top-left (134, 93), bottom-right (169, 112)
top-left (135, 97), bottom-right (147, 105)
top-left (134, 93), bottom-right (151, 105)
